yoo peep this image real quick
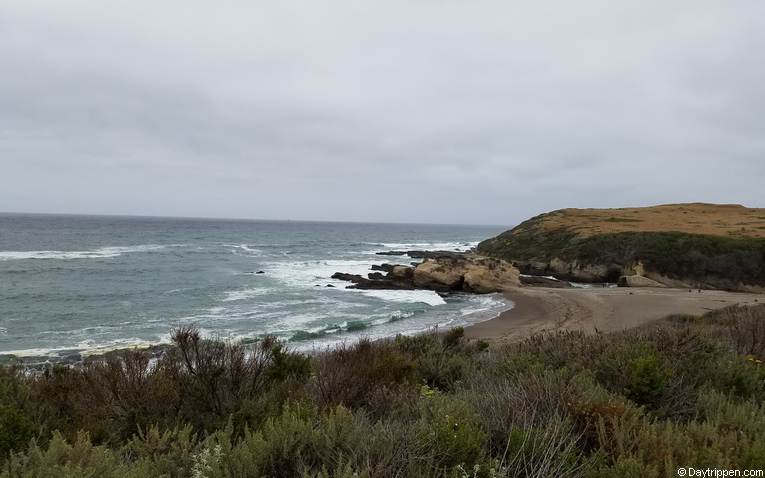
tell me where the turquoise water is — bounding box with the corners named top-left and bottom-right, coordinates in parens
top-left (0, 214), bottom-right (509, 358)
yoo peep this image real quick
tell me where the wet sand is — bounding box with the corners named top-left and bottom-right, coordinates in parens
top-left (464, 286), bottom-right (765, 342)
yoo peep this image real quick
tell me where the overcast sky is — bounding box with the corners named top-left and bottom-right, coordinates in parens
top-left (1, 1), bottom-right (763, 225)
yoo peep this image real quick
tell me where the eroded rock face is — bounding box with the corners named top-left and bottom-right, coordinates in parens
top-left (389, 265), bottom-right (414, 281)
top-left (413, 255), bottom-right (520, 293)
top-left (617, 275), bottom-right (666, 288)
top-left (514, 258), bottom-right (621, 284)
top-left (413, 261), bottom-right (464, 291)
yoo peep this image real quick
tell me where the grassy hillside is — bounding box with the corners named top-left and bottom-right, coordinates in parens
top-left (478, 204), bottom-right (765, 288)
top-left (1, 305), bottom-right (765, 476)
top-left (504, 203), bottom-right (765, 239)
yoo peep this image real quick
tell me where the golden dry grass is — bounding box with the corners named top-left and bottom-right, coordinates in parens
top-left (536, 203), bottom-right (765, 238)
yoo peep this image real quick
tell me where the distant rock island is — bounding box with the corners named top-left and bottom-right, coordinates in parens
top-left (478, 203), bottom-right (765, 292)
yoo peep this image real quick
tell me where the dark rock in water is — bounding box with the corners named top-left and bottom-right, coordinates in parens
top-left (325, 284), bottom-right (335, 288)
top-left (376, 250), bottom-right (409, 256)
top-left (331, 272), bottom-right (365, 283)
top-left (348, 280), bottom-right (415, 290)
top-left (520, 275), bottom-right (572, 288)
top-left (371, 263), bottom-right (396, 272)
top-left (333, 270), bottom-right (415, 290)
top-left (407, 250), bottom-right (465, 259)
top-left (256, 270), bottom-right (265, 274)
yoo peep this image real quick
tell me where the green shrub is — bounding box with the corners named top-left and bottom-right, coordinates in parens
top-left (2, 305), bottom-right (765, 476)
top-left (0, 405), bottom-right (35, 457)
top-left (417, 397), bottom-right (486, 471)
top-left (443, 327), bottom-right (465, 349)
top-left (268, 345), bottom-right (311, 381)
top-left (627, 354), bottom-right (668, 406)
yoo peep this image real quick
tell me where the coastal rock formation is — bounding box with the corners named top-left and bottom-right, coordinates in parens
top-left (331, 272), bottom-right (414, 290)
top-left (617, 275), bottom-right (665, 288)
top-left (413, 261), bottom-right (463, 290)
top-left (333, 255), bottom-right (520, 294)
top-left (478, 203), bottom-right (765, 292)
top-left (388, 265), bottom-right (415, 281)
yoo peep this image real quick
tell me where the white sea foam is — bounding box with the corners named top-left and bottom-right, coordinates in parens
top-left (458, 294), bottom-right (508, 316)
top-left (265, 259), bottom-right (377, 288)
top-left (264, 259), bottom-right (451, 306)
top-left (0, 244), bottom-right (170, 261)
top-left (368, 241), bottom-right (478, 252)
top-left (359, 289), bottom-right (446, 306)
top-left (221, 287), bottom-right (270, 302)
top-left (226, 244), bottom-right (263, 255)
top-left (0, 336), bottom-right (165, 358)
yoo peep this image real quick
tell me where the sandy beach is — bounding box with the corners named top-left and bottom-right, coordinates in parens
top-left (464, 286), bottom-right (765, 342)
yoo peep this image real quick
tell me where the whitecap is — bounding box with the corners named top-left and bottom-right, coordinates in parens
top-left (361, 241), bottom-right (478, 255)
top-left (226, 244), bottom-right (263, 255)
top-left (0, 336), bottom-right (165, 358)
top-left (264, 259), bottom-right (379, 288)
top-left (221, 288), bottom-right (270, 302)
top-left (0, 244), bottom-right (171, 261)
top-left (359, 289), bottom-right (447, 306)
top-left (375, 241), bottom-right (478, 251)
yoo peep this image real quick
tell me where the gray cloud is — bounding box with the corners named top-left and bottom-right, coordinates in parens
top-left (1, 1), bottom-right (764, 225)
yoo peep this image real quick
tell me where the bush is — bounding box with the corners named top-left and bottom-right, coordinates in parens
top-left (2, 305), bottom-right (765, 475)
top-left (0, 405), bottom-right (34, 457)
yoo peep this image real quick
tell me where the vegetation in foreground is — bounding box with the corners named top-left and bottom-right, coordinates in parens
top-left (1, 305), bottom-right (765, 477)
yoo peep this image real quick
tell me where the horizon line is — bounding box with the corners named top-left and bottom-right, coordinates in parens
top-left (0, 210), bottom-right (509, 229)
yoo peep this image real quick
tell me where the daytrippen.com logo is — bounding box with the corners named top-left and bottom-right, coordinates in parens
top-left (677, 468), bottom-right (764, 477)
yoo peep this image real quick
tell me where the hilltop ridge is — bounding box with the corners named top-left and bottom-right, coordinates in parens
top-left (513, 203), bottom-right (765, 239)
top-left (478, 203), bottom-right (765, 292)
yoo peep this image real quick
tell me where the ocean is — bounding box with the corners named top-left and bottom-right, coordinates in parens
top-left (0, 214), bottom-right (509, 359)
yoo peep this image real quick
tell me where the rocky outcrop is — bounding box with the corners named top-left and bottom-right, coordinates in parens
top-left (333, 255), bottom-right (519, 294)
top-left (413, 261), bottom-right (464, 291)
top-left (331, 272), bottom-right (414, 290)
top-left (514, 259), bottom-right (622, 284)
top-left (617, 275), bottom-right (666, 288)
top-left (389, 265), bottom-right (415, 281)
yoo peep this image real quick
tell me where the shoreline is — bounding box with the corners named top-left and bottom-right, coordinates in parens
top-left (465, 286), bottom-right (765, 343)
top-left (0, 291), bottom-right (507, 367)
top-left (8, 286), bottom-right (764, 369)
